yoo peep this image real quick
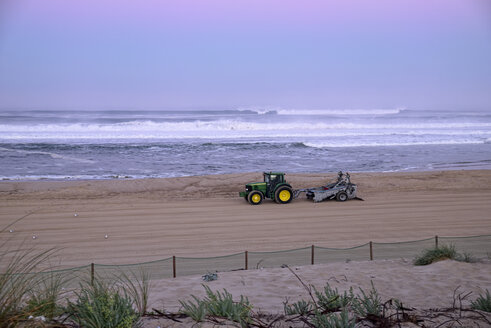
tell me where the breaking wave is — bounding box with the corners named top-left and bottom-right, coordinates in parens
top-left (240, 107), bottom-right (404, 116)
top-left (1, 120), bottom-right (491, 139)
top-left (302, 140), bottom-right (486, 148)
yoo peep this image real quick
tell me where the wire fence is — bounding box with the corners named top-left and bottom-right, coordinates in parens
top-left (18, 234), bottom-right (491, 287)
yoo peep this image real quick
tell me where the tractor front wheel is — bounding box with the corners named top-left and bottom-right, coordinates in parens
top-left (248, 191), bottom-right (263, 205)
top-left (275, 186), bottom-right (293, 204)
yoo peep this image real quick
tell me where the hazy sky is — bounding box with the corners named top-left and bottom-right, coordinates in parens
top-left (0, 0), bottom-right (490, 110)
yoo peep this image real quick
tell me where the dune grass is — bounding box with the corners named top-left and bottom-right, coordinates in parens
top-left (115, 269), bottom-right (151, 315)
top-left (414, 244), bottom-right (459, 265)
top-left (471, 290), bottom-right (491, 312)
top-left (0, 245), bottom-right (58, 328)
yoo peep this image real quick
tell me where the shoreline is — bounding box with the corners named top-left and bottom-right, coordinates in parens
top-left (1, 168), bottom-right (491, 198)
top-left (2, 165), bottom-right (491, 184)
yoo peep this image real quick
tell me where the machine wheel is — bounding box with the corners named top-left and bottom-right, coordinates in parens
top-left (248, 191), bottom-right (263, 205)
top-left (336, 191), bottom-right (348, 202)
top-left (275, 186), bottom-right (293, 204)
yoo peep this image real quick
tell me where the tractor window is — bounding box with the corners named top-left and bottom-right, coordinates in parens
top-left (264, 174), bottom-right (275, 183)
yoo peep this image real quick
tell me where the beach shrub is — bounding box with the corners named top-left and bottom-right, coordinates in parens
top-left (67, 278), bottom-right (141, 328)
top-left (179, 296), bottom-right (208, 322)
top-left (179, 285), bottom-right (252, 327)
top-left (312, 309), bottom-right (356, 328)
top-left (413, 244), bottom-right (458, 265)
top-left (284, 299), bottom-right (313, 315)
top-left (314, 283), bottom-right (354, 312)
top-left (471, 290), bottom-right (491, 312)
top-left (459, 251), bottom-right (477, 263)
top-left (352, 282), bottom-right (382, 317)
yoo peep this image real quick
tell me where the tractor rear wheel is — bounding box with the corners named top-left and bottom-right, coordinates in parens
top-left (336, 191), bottom-right (348, 202)
top-left (248, 191), bottom-right (263, 205)
top-left (275, 186), bottom-right (293, 204)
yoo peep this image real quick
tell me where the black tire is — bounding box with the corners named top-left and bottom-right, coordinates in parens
top-left (274, 186), bottom-right (293, 204)
top-left (336, 191), bottom-right (348, 202)
top-left (248, 191), bottom-right (263, 205)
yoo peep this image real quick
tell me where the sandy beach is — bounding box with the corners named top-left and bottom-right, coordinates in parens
top-left (1, 170), bottom-right (491, 326)
top-left (1, 170), bottom-right (491, 266)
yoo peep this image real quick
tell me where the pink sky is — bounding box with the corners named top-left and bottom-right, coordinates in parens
top-left (0, 0), bottom-right (490, 109)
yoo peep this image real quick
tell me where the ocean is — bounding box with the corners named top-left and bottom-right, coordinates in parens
top-left (1, 108), bottom-right (490, 180)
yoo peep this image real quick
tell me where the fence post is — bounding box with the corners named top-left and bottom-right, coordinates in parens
top-left (311, 245), bottom-right (315, 265)
top-left (172, 256), bottom-right (176, 278)
top-left (90, 263), bottom-right (95, 286)
top-left (435, 235), bottom-right (439, 248)
top-left (369, 241), bottom-right (373, 261)
top-left (245, 251), bottom-right (248, 270)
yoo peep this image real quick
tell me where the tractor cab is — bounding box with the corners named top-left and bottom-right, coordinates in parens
top-left (264, 171), bottom-right (283, 185)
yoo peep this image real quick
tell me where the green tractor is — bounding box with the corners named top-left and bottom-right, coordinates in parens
top-left (239, 172), bottom-right (293, 205)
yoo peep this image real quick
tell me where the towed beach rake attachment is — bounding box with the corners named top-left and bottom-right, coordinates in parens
top-left (293, 171), bottom-right (362, 203)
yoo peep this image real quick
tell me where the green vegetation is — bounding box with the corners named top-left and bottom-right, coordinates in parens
top-left (24, 272), bottom-right (66, 320)
top-left (312, 309), bottom-right (356, 328)
top-left (179, 285), bottom-right (252, 327)
top-left (414, 244), bottom-right (459, 265)
top-left (281, 281), bottom-right (384, 327)
top-left (314, 284), bottom-right (354, 312)
top-left (0, 246), bottom-right (57, 328)
top-left (179, 296), bottom-right (208, 322)
top-left (66, 278), bottom-right (142, 328)
top-left (116, 269), bottom-right (151, 315)
top-left (471, 290), bottom-right (491, 312)
top-left (352, 282), bottom-right (382, 317)
top-left (284, 299), bottom-right (313, 315)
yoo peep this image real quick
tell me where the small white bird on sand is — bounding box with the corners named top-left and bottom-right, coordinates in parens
top-left (74, 213), bottom-right (78, 217)
top-left (32, 235), bottom-right (37, 239)
top-left (9, 229), bottom-right (13, 233)
top-left (104, 234), bottom-right (108, 239)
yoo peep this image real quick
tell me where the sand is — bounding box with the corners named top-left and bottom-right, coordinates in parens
top-left (1, 170), bottom-right (491, 266)
top-left (1, 170), bottom-right (491, 326)
top-left (144, 259), bottom-right (491, 327)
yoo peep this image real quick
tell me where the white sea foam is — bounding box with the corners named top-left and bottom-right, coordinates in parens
top-left (303, 139), bottom-right (485, 148)
top-left (239, 107), bottom-right (405, 116)
top-left (274, 108), bottom-right (404, 116)
top-left (1, 109), bottom-right (490, 179)
top-left (0, 147), bottom-right (96, 163)
top-left (1, 120), bottom-right (490, 136)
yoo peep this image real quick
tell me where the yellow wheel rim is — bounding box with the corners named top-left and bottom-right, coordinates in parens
top-left (251, 194), bottom-right (261, 203)
top-left (279, 190), bottom-right (291, 202)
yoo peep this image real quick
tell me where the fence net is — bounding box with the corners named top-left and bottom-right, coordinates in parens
top-left (372, 237), bottom-right (436, 260)
top-left (315, 243), bottom-right (370, 263)
top-left (7, 234), bottom-right (491, 286)
top-left (95, 257), bottom-right (174, 283)
top-left (249, 247), bottom-right (311, 269)
top-left (20, 265), bottom-right (92, 289)
top-left (439, 235), bottom-right (491, 258)
top-left (176, 252), bottom-right (245, 277)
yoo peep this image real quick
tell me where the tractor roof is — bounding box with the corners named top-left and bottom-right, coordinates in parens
top-left (263, 171), bottom-right (285, 175)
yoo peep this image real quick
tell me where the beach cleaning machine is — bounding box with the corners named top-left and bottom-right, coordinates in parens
top-left (239, 171), bottom-right (361, 205)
